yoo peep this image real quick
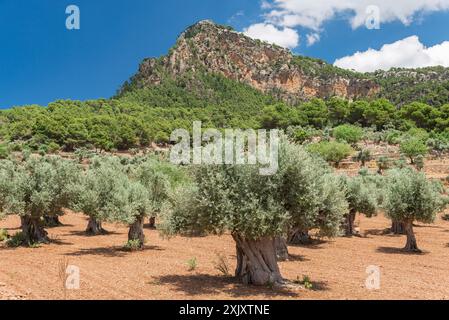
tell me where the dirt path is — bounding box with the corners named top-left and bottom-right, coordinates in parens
top-left (1, 212), bottom-right (449, 300)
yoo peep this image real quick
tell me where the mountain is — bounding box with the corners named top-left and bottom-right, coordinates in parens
top-left (120, 20), bottom-right (380, 104)
top-left (119, 20), bottom-right (449, 106)
top-left (372, 67), bottom-right (449, 107)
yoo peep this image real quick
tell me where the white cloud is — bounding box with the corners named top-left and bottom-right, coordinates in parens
top-left (264, 0), bottom-right (449, 30)
top-left (261, 0), bottom-right (272, 10)
top-left (248, 0), bottom-right (449, 46)
top-left (306, 33), bottom-right (320, 46)
top-left (334, 36), bottom-right (449, 72)
top-left (243, 23), bottom-right (299, 49)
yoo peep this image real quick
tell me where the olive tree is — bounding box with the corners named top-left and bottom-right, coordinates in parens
top-left (131, 158), bottom-right (185, 228)
top-left (108, 178), bottom-right (151, 248)
top-left (376, 156), bottom-right (391, 175)
top-left (340, 175), bottom-right (378, 236)
top-left (0, 156), bottom-right (80, 244)
top-left (279, 142), bottom-right (347, 246)
top-left (161, 140), bottom-right (347, 286)
top-left (161, 164), bottom-right (288, 286)
top-left (117, 157), bottom-right (185, 247)
top-left (43, 156), bottom-right (81, 227)
top-left (353, 149), bottom-right (372, 167)
top-left (384, 169), bottom-right (447, 252)
top-left (399, 138), bottom-right (428, 164)
top-left (71, 156), bottom-right (126, 235)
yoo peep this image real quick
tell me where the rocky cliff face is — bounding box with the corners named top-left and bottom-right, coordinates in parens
top-left (132, 20), bottom-right (380, 103)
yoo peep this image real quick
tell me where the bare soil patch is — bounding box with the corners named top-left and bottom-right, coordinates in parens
top-left (1, 210), bottom-right (449, 300)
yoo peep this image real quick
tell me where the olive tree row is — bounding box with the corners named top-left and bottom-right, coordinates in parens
top-left (0, 154), bottom-right (182, 248)
top-left (71, 155), bottom-right (185, 248)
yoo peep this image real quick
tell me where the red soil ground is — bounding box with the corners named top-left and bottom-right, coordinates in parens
top-left (1, 210), bottom-right (449, 300)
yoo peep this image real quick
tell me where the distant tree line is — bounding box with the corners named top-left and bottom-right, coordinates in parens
top-left (0, 72), bottom-right (448, 155)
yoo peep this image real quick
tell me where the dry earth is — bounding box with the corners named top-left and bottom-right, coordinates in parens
top-left (1, 210), bottom-right (449, 300)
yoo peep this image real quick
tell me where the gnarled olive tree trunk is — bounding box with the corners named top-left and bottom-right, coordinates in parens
top-left (288, 227), bottom-right (311, 245)
top-left (391, 220), bottom-right (405, 235)
top-left (43, 215), bottom-right (62, 227)
top-left (275, 236), bottom-right (289, 261)
top-left (86, 217), bottom-right (106, 235)
top-left (128, 215), bottom-right (145, 247)
top-left (232, 233), bottom-right (284, 286)
top-left (344, 209), bottom-right (357, 236)
top-left (148, 216), bottom-right (156, 229)
top-left (404, 220), bottom-right (419, 252)
top-left (21, 215), bottom-right (49, 244)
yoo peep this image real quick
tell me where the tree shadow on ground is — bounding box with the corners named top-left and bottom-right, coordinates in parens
top-left (376, 246), bottom-right (429, 255)
top-left (65, 245), bottom-right (164, 258)
top-left (413, 224), bottom-right (443, 229)
top-left (364, 228), bottom-right (399, 237)
top-left (47, 237), bottom-right (74, 246)
top-left (307, 281), bottom-right (329, 291)
top-left (153, 274), bottom-right (307, 298)
top-left (45, 223), bottom-right (75, 229)
top-left (288, 239), bottom-right (328, 250)
top-left (66, 230), bottom-right (121, 237)
top-left (311, 281), bottom-right (329, 291)
top-left (286, 253), bottom-right (309, 262)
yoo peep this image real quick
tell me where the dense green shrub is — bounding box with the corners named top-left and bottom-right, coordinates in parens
top-left (307, 141), bottom-right (353, 167)
top-left (0, 144), bottom-right (10, 159)
top-left (0, 228), bottom-right (8, 242)
top-left (333, 124), bottom-right (363, 144)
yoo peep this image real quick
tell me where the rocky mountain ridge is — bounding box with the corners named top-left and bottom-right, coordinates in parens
top-left (124, 20), bottom-right (449, 106)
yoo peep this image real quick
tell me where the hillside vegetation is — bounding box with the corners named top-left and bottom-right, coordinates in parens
top-left (0, 20), bottom-right (448, 154)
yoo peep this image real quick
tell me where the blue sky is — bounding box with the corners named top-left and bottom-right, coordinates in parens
top-left (1, 0), bottom-right (449, 108)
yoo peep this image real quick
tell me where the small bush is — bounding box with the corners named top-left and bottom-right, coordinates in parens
top-left (38, 144), bottom-right (48, 156)
top-left (47, 142), bottom-right (60, 154)
top-left (123, 239), bottom-right (143, 252)
top-left (414, 155), bottom-right (425, 171)
top-left (0, 229), bottom-right (9, 242)
top-left (294, 275), bottom-right (314, 290)
top-left (9, 143), bottom-right (23, 152)
top-left (214, 253), bottom-right (230, 276)
top-left (358, 167), bottom-right (369, 176)
top-left (394, 156), bottom-right (408, 169)
top-left (187, 257), bottom-right (198, 271)
top-left (307, 141), bottom-right (353, 167)
top-left (6, 232), bottom-right (27, 247)
top-left (333, 124), bottom-right (363, 144)
top-left (0, 144), bottom-right (10, 159)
